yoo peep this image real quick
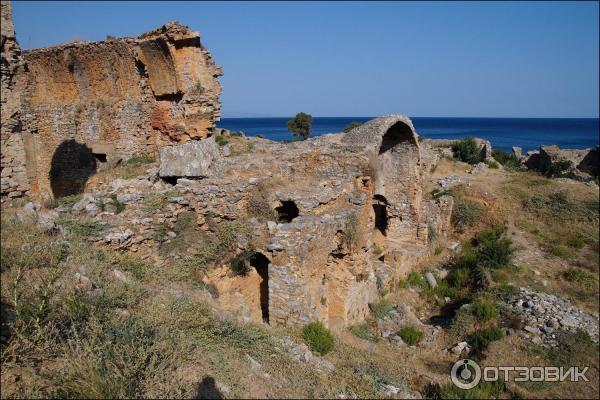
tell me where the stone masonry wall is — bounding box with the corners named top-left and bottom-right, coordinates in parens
top-left (1, 1), bottom-right (222, 200)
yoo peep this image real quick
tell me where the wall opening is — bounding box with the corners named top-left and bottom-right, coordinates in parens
top-left (230, 250), bottom-right (270, 323)
top-left (275, 200), bottom-right (299, 223)
top-left (93, 153), bottom-right (107, 163)
top-left (373, 194), bottom-right (388, 236)
top-left (49, 140), bottom-right (97, 198)
top-left (379, 121), bottom-right (415, 154)
top-left (250, 252), bottom-right (270, 323)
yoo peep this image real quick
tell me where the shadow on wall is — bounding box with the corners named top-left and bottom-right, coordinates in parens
top-left (49, 139), bottom-right (97, 198)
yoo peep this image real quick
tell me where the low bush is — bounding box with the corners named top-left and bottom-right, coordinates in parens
top-left (302, 321), bottom-right (334, 355)
top-left (450, 306), bottom-right (476, 337)
top-left (446, 267), bottom-right (472, 289)
top-left (399, 271), bottom-right (426, 289)
top-left (543, 159), bottom-right (573, 178)
top-left (471, 326), bottom-right (504, 352)
top-left (473, 228), bottom-right (514, 269)
top-left (343, 121), bottom-right (363, 133)
top-left (472, 300), bottom-right (498, 321)
top-left (485, 159), bottom-right (499, 169)
top-left (230, 250), bottom-right (254, 276)
top-left (214, 135), bottom-right (229, 146)
top-left (398, 325), bottom-right (423, 346)
top-left (351, 322), bottom-right (378, 342)
top-left (451, 200), bottom-right (484, 229)
top-left (369, 299), bottom-right (394, 319)
top-left (492, 150), bottom-right (521, 170)
top-left (451, 137), bottom-right (482, 164)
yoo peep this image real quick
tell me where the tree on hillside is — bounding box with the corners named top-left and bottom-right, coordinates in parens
top-left (343, 121), bottom-right (363, 133)
top-left (287, 112), bottom-right (313, 140)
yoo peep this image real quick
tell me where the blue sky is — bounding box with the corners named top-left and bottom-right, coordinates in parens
top-left (12, 1), bottom-right (599, 118)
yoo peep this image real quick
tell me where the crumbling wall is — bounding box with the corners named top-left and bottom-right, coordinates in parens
top-left (1, 0), bottom-right (31, 198)
top-left (1, 1), bottom-right (222, 200)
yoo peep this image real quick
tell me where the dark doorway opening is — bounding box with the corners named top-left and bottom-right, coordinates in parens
top-left (49, 140), bottom-right (97, 198)
top-left (93, 153), bottom-right (107, 163)
top-left (249, 252), bottom-right (270, 323)
top-left (275, 200), bottom-right (299, 223)
top-left (373, 195), bottom-right (388, 236)
top-left (379, 121), bottom-right (415, 154)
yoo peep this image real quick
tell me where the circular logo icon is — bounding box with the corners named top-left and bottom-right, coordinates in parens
top-left (451, 359), bottom-right (481, 389)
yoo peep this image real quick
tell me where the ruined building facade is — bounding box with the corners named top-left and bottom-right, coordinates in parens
top-left (1, 0), bottom-right (222, 200)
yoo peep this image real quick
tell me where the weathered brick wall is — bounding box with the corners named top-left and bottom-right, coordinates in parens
top-left (1, 1), bottom-right (222, 200)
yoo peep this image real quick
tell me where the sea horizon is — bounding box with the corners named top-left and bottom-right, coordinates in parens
top-left (218, 116), bottom-right (600, 152)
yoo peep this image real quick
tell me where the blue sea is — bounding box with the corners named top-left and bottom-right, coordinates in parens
top-left (218, 117), bottom-right (599, 152)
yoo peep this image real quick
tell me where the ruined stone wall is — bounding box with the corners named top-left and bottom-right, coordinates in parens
top-left (1, 1), bottom-right (222, 199)
top-left (1, 0), bottom-right (31, 198)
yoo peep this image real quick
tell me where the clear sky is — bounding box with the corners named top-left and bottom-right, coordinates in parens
top-left (11, 1), bottom-right (599, 118)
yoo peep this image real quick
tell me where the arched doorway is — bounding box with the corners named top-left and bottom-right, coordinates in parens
top-left (49, 139), bottom-right (97, 198)
top-left (231, 250), bottom-right (270, 323)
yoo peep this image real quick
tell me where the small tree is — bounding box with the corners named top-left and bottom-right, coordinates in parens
top-left (287, 112), bottom-right (313, 140)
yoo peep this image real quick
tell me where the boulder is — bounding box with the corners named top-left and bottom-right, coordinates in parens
top-left (159, 138), bottom-right (220, 178)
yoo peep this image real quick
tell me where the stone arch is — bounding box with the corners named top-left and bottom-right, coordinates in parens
top-left (378, 120), bottom-right (417, 154)
top-left (49, 139), bottom-right (97, 198)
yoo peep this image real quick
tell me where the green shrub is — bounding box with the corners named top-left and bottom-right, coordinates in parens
top-left (451, 200), bottom-right (484, 228)
top-left (302, 321), bottom-right (334, 355)
top-left (451, 137), bottom-right (481, 164)
top-left (472, 300), bottom-right (498, 321)
top-left (109, 194), bottom-right (125, 214)
top-left (401, 271), bottom-right (425, 288)
top-left (343, 121), bottom-right (363, 133)
top-left (446, 267), bottom-right (471, 288)
top-left (369, 299), bottom-right (394, 319)
top-left (398, 325), bottom-right (423, 346)
top-left (450, 306), bottom-right (476, 337)
top-left (351, 322), bottom-right (378, 342)
top-left (543, 159), bottom-right (573, 177)
top-left (492, 150), bottom-right (521, 170)
top-left (474, 228), bottom-right (514, 269)
top-left (484, 159), bottom-right (499, 169)
top-left (214, 135), bottom-right (229, 146)
top-left (562, 268), bottom-right (597, 287)
top-left (471, 326), bottom-right (504, 352)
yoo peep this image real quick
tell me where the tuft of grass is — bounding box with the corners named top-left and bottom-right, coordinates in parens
top-left (492, 150), bottom-right (521, 170)
top-left (472, 300), bottom-right (498, 321)
top-left (436, 380), bottom-right (506, 399)
top-left (399, 271), bottom-right (426, 289)
top-left (342, 212), bottom-right (360, 251)
top-left (451, 137), bottom-right (482, 165)
top-left (565, 235), bottom-right (585, 249)
top-left (246, 182), bottom-right (278, 221)
top-left (485, 159), bottom-right (499, 169)
top-left (561, 268), bottom-right (597, 287)
top-left (343, 121), bottom-right (363, 133)
top-left (125, 153), bottom-right (155, 165)
top-left (398, 325), bottom-right (423, 346)
top-left (369, 299), bottom-right (394, 319)
top-left (302, 321), bottom-right (335, 356)
top-left (451, 200), bottom-right (484, 229)
top-left (351, 322), bottom-right (379, 343)
top-left (57, 194), bottom-right (83, 208)
top-left (450, 306), bottom-right (476, 337)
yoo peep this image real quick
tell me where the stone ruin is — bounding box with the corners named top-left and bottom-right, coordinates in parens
top-left (1, 0), bottom-right (222, 200)
top-left (1, 1), bottom-right (454, 329)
